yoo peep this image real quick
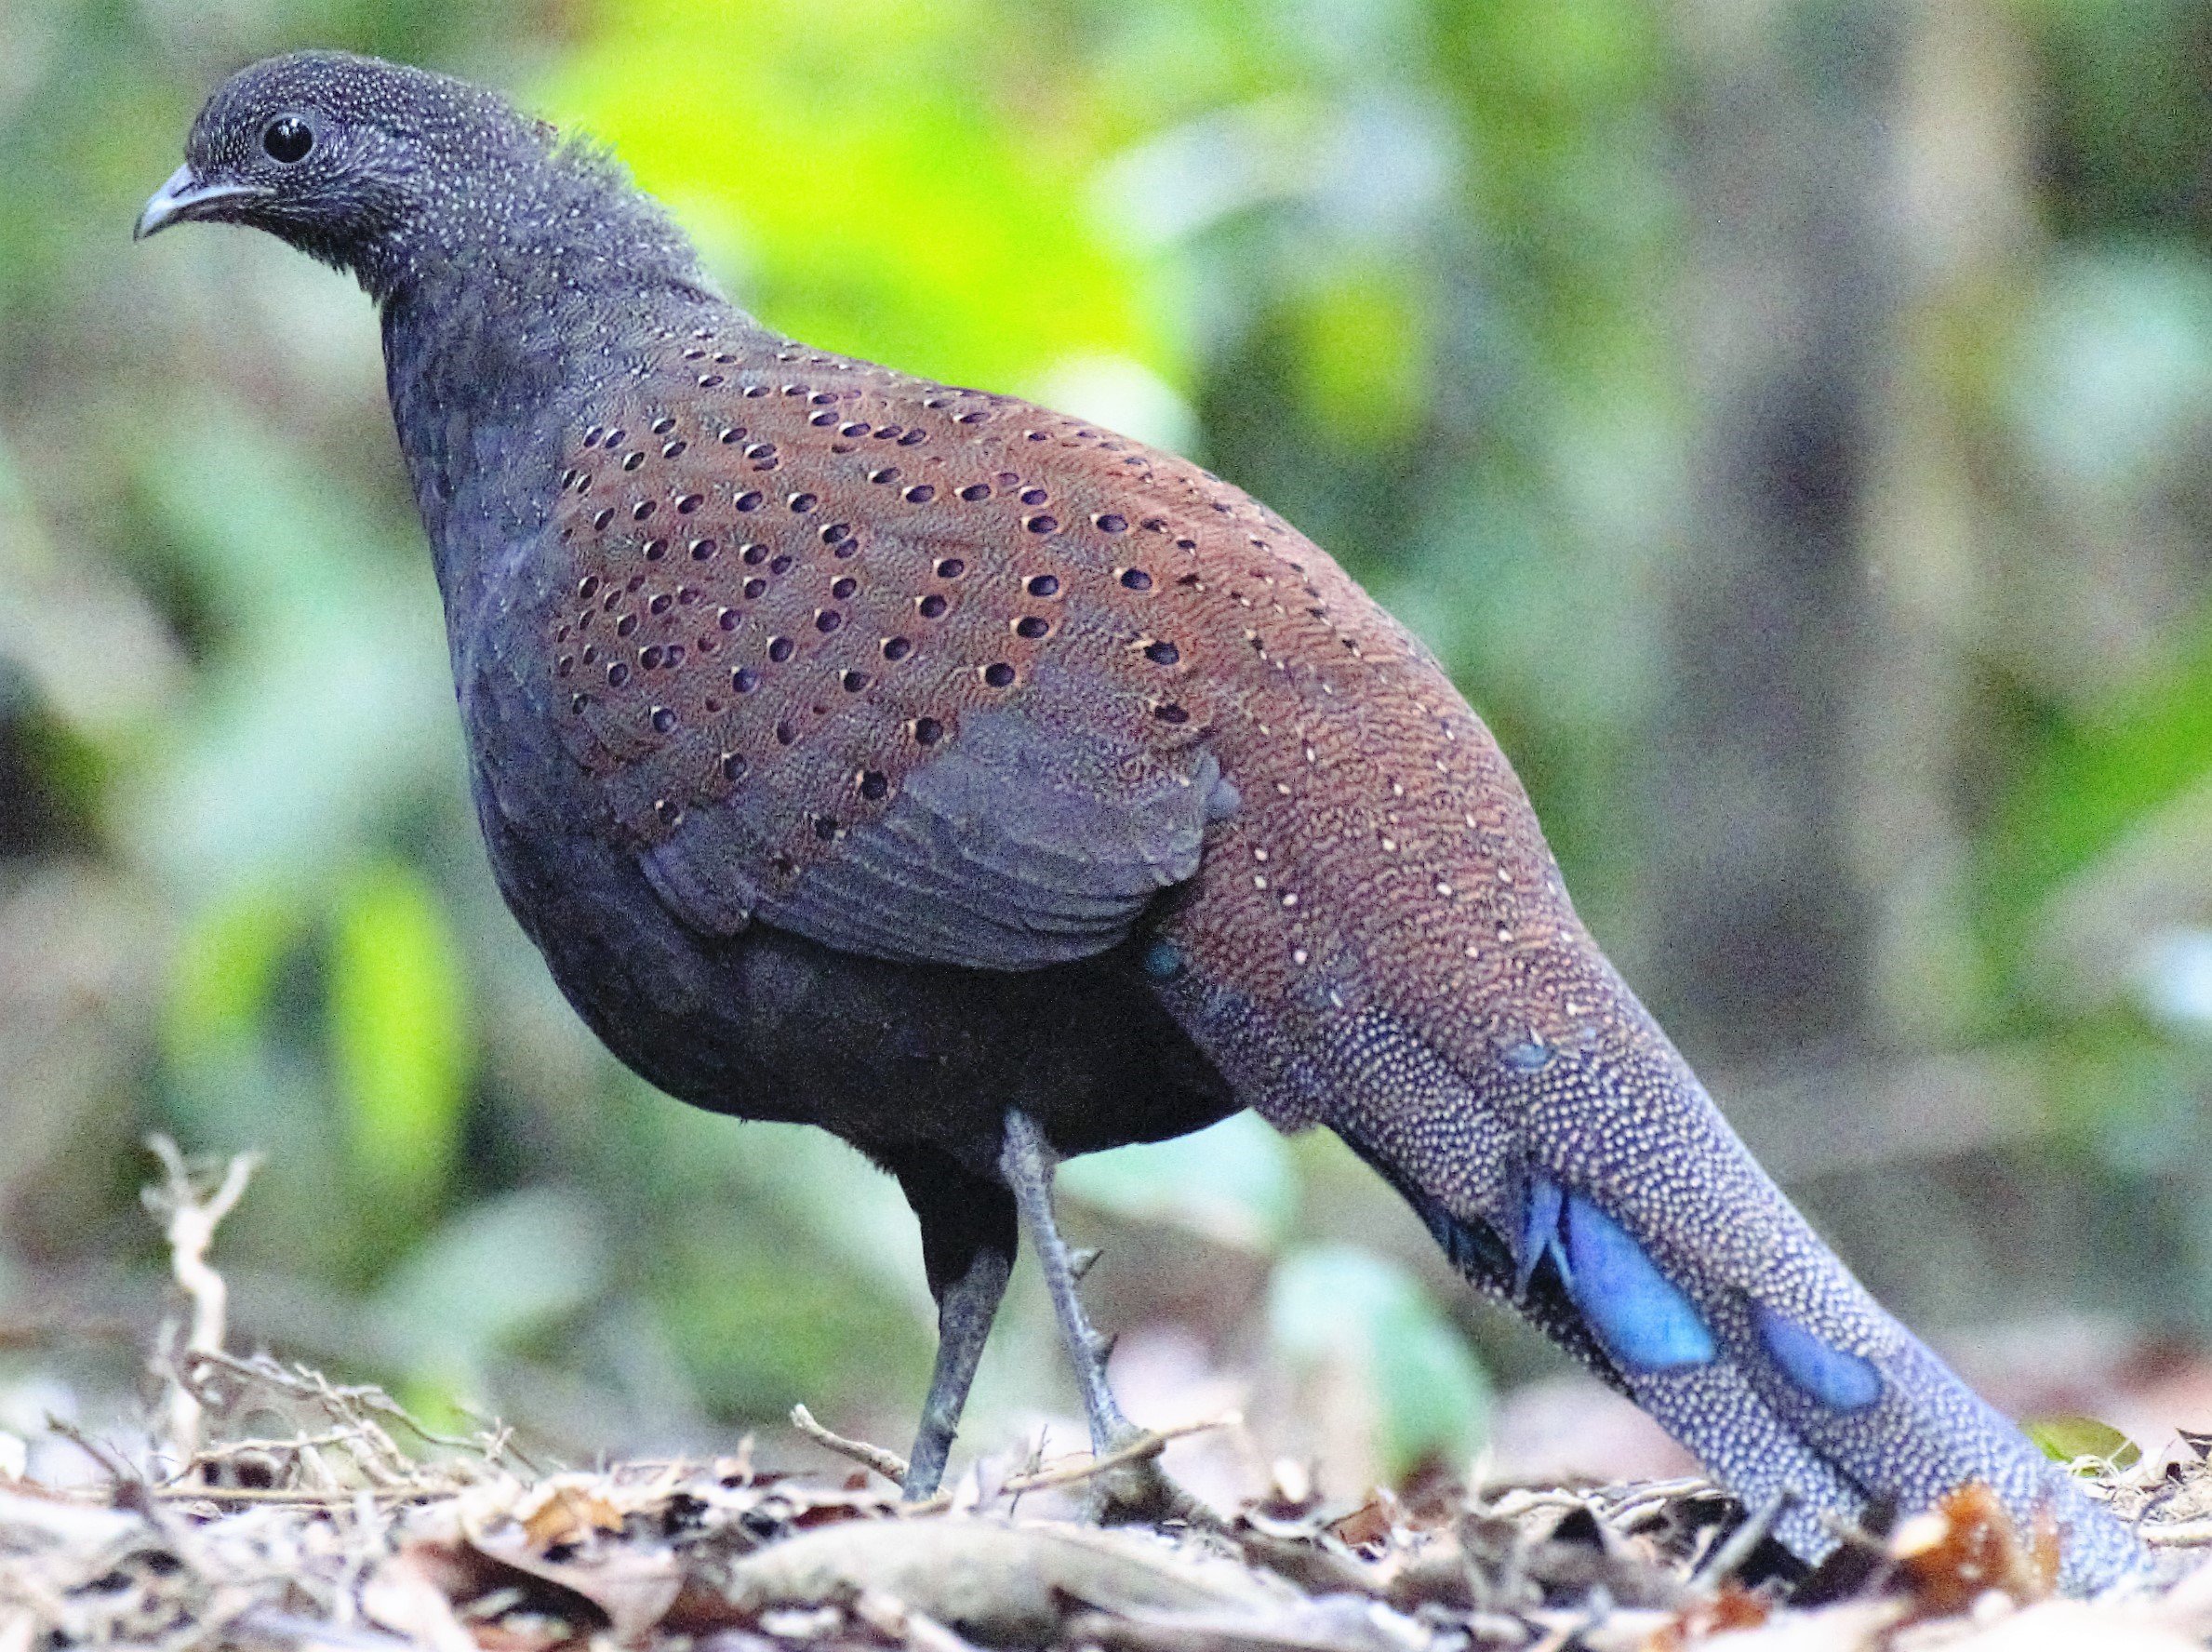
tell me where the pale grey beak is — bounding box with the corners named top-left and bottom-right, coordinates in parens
top-left (134, 165), bottom-right (269, 240)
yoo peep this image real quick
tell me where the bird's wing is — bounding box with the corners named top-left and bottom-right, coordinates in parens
top-left (545, 340), bottom-right (1244, 970)
top-left (640, 697), bottom-right (1232, 969)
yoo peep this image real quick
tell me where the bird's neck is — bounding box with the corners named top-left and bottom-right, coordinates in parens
top-left (370, 163), bottom-right (741, 610)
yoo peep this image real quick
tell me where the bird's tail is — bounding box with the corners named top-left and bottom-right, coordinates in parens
top-left (1274, 973), bottom-right (2144, 1592)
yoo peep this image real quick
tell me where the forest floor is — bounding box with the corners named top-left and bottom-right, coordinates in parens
top-left (5, 1149), bottom-right (2212, 1650)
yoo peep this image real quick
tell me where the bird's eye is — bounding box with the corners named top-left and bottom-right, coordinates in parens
top-left (261, 117), bottom-right (313, 164)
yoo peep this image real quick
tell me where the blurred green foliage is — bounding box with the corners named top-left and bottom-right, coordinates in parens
top-left (5, 0), bottom-right (2212, 1490)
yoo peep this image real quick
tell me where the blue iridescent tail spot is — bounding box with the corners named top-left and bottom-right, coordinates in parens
top-left (1753, 1302), bottom-right (1883, 1411)
top-left (1562, 1192), bottom-right (1717, 1373)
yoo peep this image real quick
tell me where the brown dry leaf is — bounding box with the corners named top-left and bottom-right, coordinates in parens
top-left (1327, 1497), bottom-right (1394, 1552)
top-left (1233, 1525), bottom-right (1386, 1602)
top-left (1892, 1485), bottom-right (2058, 1621)
top-left (1648, 1579), bottom-right (1775, 1648)
top-left (516, 1475), bottom-right (627, 1551)
top-left (467, 1621), bottom-right (574, 1652)
top-left (1653, 1598), bottom-right (1899, 1650)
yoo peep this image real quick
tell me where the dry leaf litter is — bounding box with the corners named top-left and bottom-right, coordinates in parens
top-left (6, 1143), bottom-right (2212, 1651)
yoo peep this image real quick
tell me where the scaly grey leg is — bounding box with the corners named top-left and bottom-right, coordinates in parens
top-left (886, 1144), bottom-right (1018, 1500)
top-left (998, 1109), bottom-right (1212, 1525)
top-left (905, 1242), bottom-right (1011, 1498)
top-left (998, 1110), bottom-right (1131, 1454)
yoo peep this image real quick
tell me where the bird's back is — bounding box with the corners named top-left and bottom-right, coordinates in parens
top-left (540, 315), bottom-right (1565, 980)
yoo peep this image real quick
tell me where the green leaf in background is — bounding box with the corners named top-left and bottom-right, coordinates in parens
top-left (2025, 1412), bottom-right (2142, 1474)
top-left (1268, 1244), bottom-right (1489, 1480)
top-left (2007, 247), bottom-right (2212, 500)
top-left (165, 886), bottom-right (301, 1062)
top-left (1291, 260), bottom-right (1433, 447)
top-left (330, 861), bottom-right (469, 1218)
top-left (119, 406), bottom-right (453, 899)
top-left (1982, 633), bottom-right (2212, 1006)
top-left (160, 884), bottom-right (370, 1266)
top-left (161, 884), bottom-right (316, 1156)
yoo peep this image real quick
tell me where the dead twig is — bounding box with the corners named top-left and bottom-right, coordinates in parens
top-left (147, 1484), bottom-right (446, 1507)
top-left (141, 1135), bottom-right (259, 1467)
top-left (181, 1348), bottom-right (523, 1488)
top-left (786, 1405), bottom-right (1239, 1508)
top-left (43, 1416), bottom-right (140, 1486)
top-left (790, 1404), bottom-right (911, 1486)
top-left (999, 1415), bottom-right (1238, 1497)
top-left (1691, 1486), bottom-right (1787, 1588)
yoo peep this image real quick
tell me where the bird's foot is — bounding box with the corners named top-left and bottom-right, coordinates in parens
top-left (994, 1110), bottom-right (1223, 1528)
top-left (1073, 1428), bottom-right (1220, 1531)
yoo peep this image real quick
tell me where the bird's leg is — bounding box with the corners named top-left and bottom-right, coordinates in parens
top-left (999, 1110), bottom-right (1209, 1525)
top-left (887, 1147), bottom-right (1017, 1501)
top-left (999, 1110), bottom-right (1131, 1452)
top-left (906, 1242), bottom-right (1010, 1498)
